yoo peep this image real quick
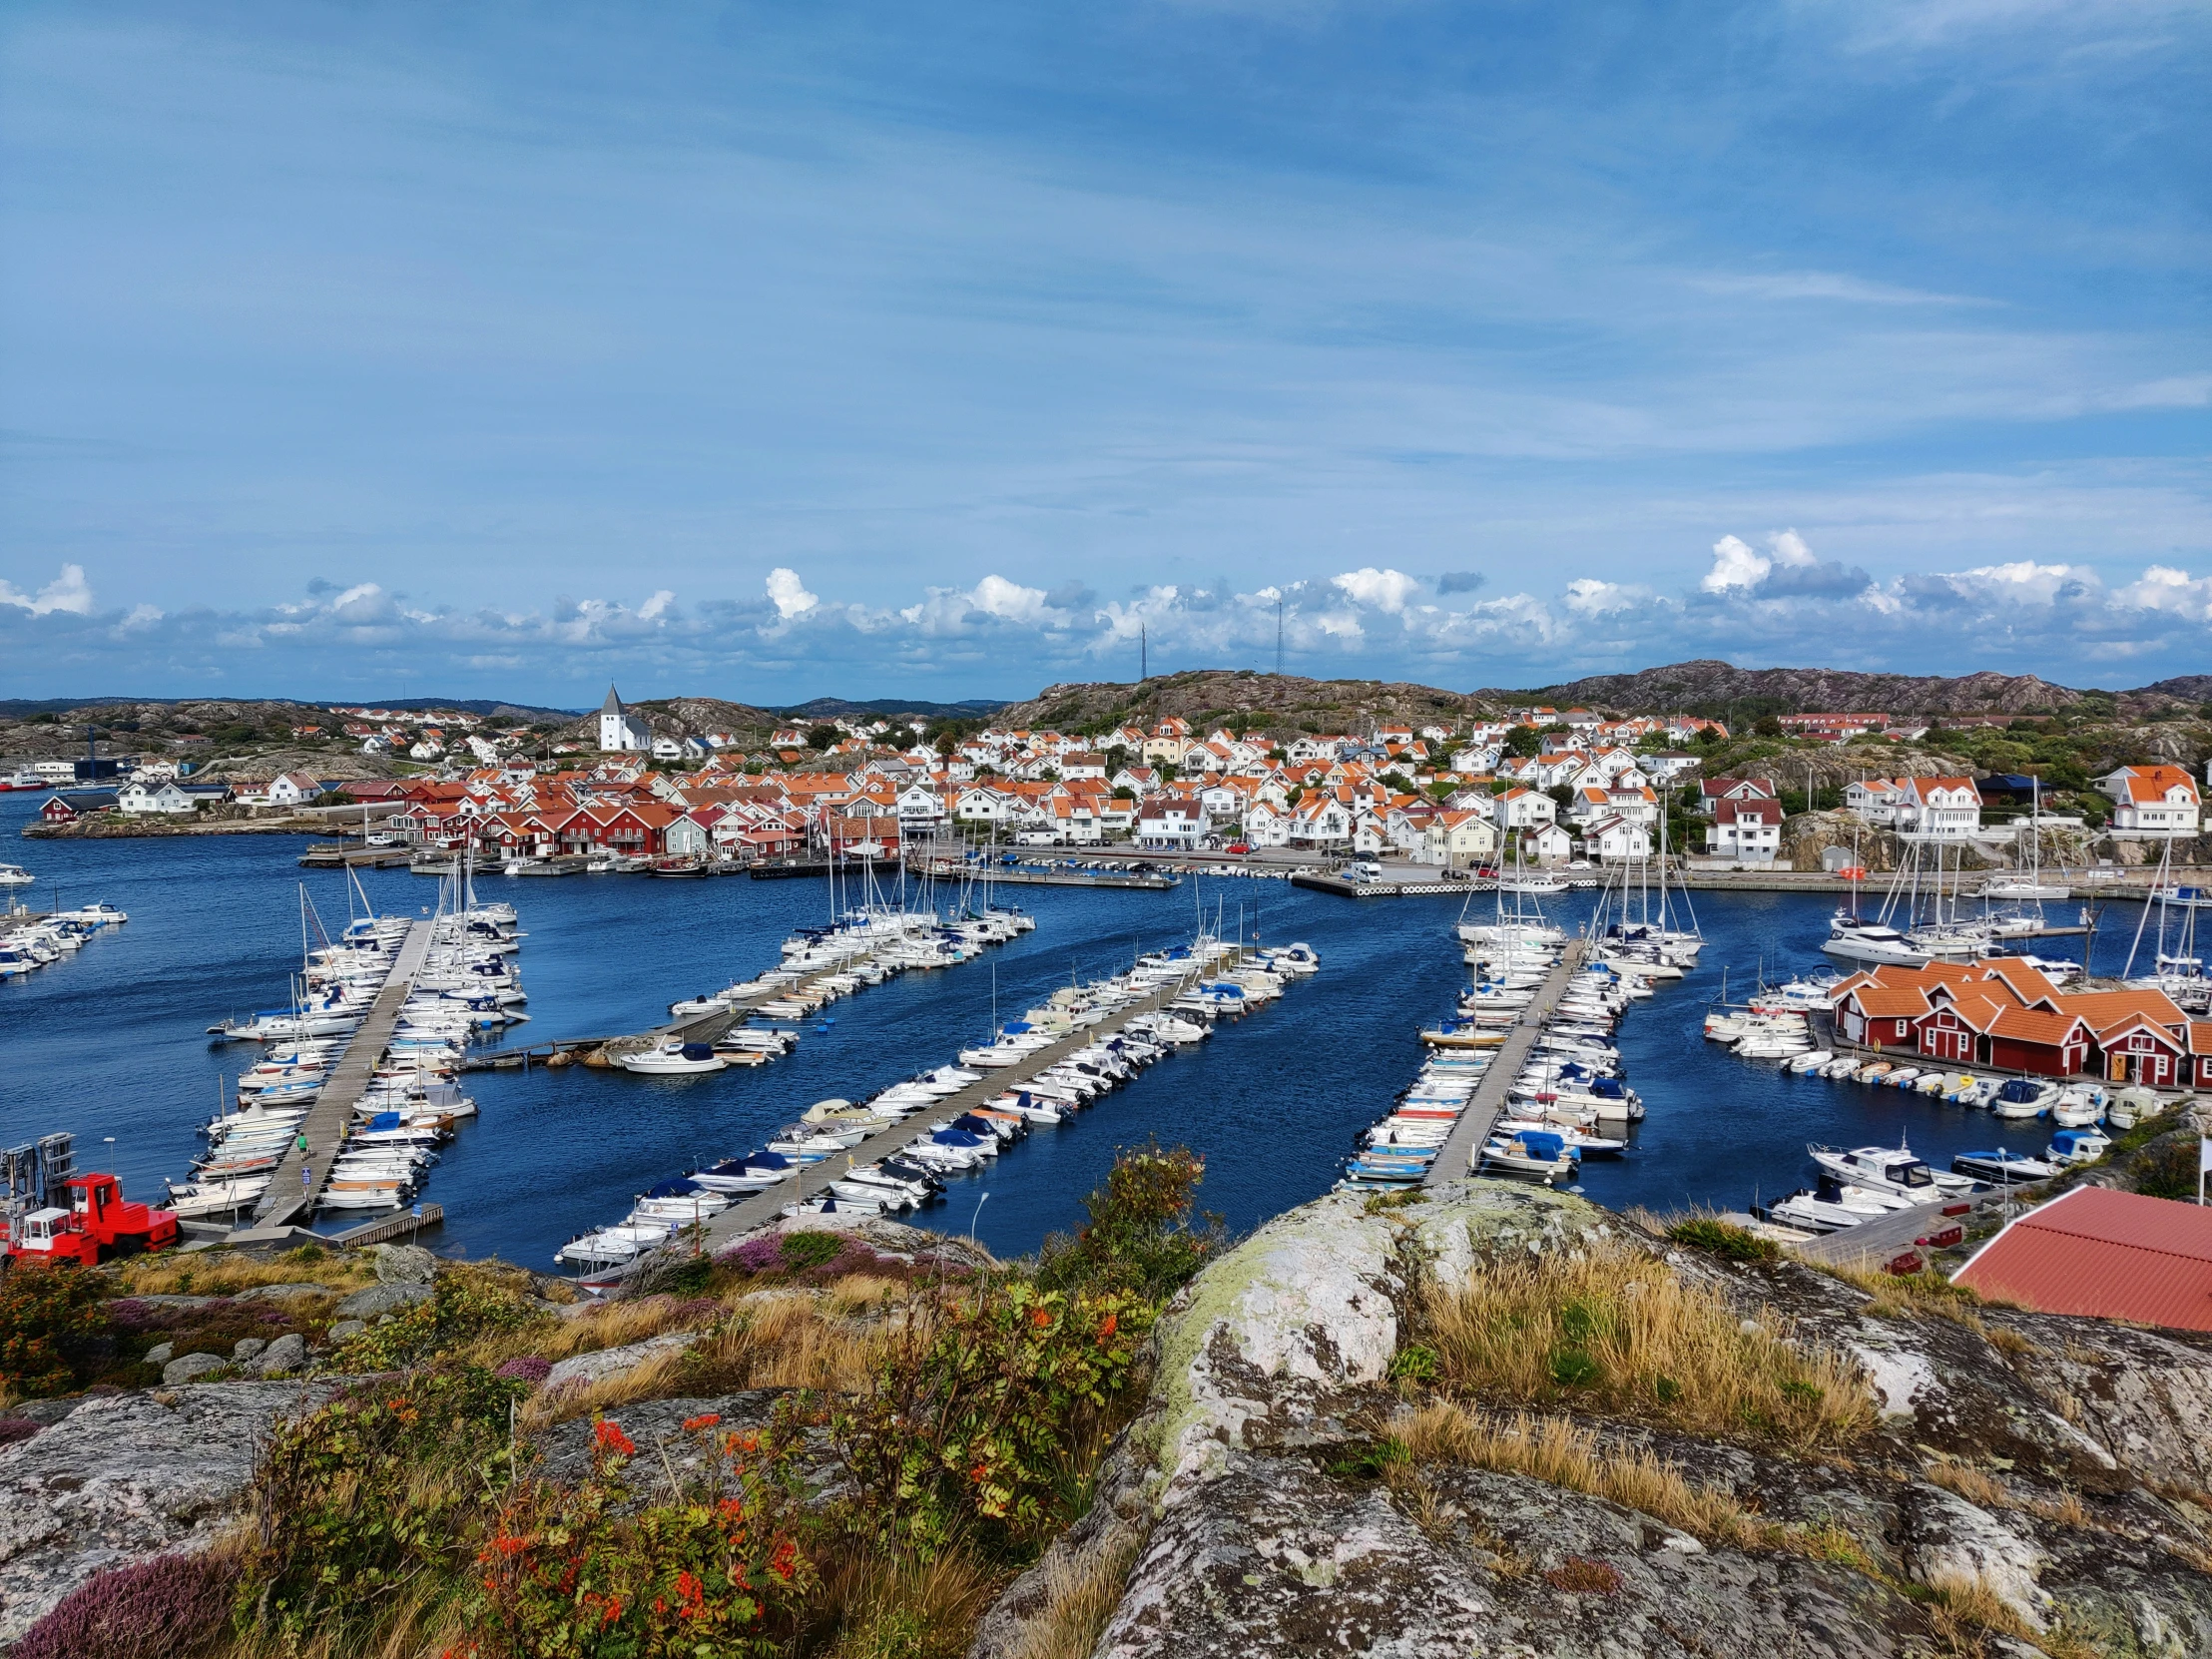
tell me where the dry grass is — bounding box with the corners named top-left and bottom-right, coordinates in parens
top-left (522, 1295), bottom-right (894, 1426)
top-left (815, 1546), bottom-right (1008, 1659)
top-left (1986, 1326), bottom-right (2038, 1357)
top-left (1423, 1238), bottom-right (1872, 1448)
top-left (1821, 1257), bottom-right (1993, 1325)
top-left (1005, 1532), bottom-right (1142, 1659)
top-left (1397, 1400), bottom-right (1783, 1550)
top-left (1928, 1458), bottom-right (2011, 1510)
top-left (112, 1244), bottom-right (377, 1298)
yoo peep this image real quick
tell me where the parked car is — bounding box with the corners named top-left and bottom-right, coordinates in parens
top-left (1225, 841), bottom-right (1251, 855)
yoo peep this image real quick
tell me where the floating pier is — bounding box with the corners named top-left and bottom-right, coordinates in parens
top-left (232, 918), bottom-right (434, 1236)
top-left (597, 950), bottom-right (1247, 1280)
top-left (1422, 940), bottom-right (1589, 1187)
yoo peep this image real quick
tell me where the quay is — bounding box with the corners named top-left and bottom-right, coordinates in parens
top-left (1423, 940), bottom-right (1589, 1187)
top-left (232, 918), bottom-right (434, 1237)
top-left (598, 951), bottom-right (1248, 1280)
top-left (905, 860), bottom-right (1178, 891)
top-left (297, 842), bottom-right (414, 869)
top-left (1293, 872), bottom-right (1467, 898)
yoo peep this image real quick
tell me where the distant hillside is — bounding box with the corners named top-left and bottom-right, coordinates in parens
top-left (1509, 660), bottom-right (2096, 719)
top-left (993, 670), bottom-right (1497, 735)
top-left (781, 696), bottom-right (1005, 722)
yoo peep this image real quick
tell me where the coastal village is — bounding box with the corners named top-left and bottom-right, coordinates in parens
top-left (16, 678), bottom-right (2208, 875)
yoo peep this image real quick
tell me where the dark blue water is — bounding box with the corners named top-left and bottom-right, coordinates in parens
top-left (0, 791), bottom-right (2091, 1264)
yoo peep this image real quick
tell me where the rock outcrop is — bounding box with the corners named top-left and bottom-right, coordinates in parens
top-left (972, 1181), bottom-right (2212, 1659)
top-left (0, 1382), bottom-right (339, 1645)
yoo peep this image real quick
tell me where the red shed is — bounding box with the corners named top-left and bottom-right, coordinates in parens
top-left (1952, 1185), bottom-right (2212, 1333)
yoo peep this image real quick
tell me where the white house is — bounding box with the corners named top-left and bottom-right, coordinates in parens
top-left (1844, 779), bottom-right (1908, 828)
top-left (1135, 796), bottom-right (1210, 850)
top-left (1705, 798), bottom-right (1783, 864)
top-left (1287, 794), bottom-right (1353, 847)
top-left (1242, 801), bottom-right (1292, 848)
top-left (266, 772), bottom-right (323, 809)
top-left (1495, 788), bottom-right (1557, 830)
top-left (598, 686), bottom-right (652, 753)
top-left (1583, 815), bottom-right (1653, 861)
top-left (1893, 777), bottom-right (1981, 840)
top-left (2097, 766), bottom-right (2202, 837)
top-left (118, 779), bottom-right (192, 816)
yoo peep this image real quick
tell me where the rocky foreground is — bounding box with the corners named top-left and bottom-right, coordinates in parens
top-left (4, 1189), bottom-right (2211, 1655)
top-left (976, 1183), bottom-right (2212, 1659)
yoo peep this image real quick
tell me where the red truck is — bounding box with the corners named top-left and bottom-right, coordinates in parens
top-left (0, 1173), bottom-right (181, 1268)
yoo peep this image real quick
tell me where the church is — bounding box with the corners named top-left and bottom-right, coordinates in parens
top-left (597, 685), bottom-right (651, 752)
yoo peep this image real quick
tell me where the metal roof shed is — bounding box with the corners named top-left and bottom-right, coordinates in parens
top-left (1952, 1184), bottom-right (2212, 1333)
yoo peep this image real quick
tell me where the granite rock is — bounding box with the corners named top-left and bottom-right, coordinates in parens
top-left (335, 1283), bottom-right (430, 1319)
top-left (253, 1333), bottom-right (308, 1376)
top-left (161, 1353), bottom-right (227, 1386)
top-left (0, 1383), bottom-right (339, 1644)
top-left (232, 1338), bottom-right (267, 1363)
top-left (374, 1243), bottom-right (438, 1286)
top-left (543, 1332), bottom-right (701, 1391)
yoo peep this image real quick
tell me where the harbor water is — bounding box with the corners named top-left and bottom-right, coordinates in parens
top-left (0, 791), bottom-right (2095, 1266)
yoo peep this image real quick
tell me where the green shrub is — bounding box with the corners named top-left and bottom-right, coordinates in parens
top-left (244, 1366), bottom-right (527, 1636)
top-left (332, 1271), bottom-right (547, 1370)
top-left (1666, 1218), bottom-right (1779, 1264)
top-left (1033, 1140), bottom-right (1223, 1303)
top-left (0, 1267), bottom-right (111, 1396)
top-left (2131, 1137), bottom-right (2202, 1202)
top-left (828, 1279), bottom-right (1149, 1559)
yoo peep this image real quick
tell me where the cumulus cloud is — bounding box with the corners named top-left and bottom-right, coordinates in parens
top-left (1332, 567), bottom-right (1420, 614)
top-left (0, 563), bottom-right (95, 616)
top-left (3, 547), bottom-right (2209, 698)
top-left (765, 568), bottom-right (820, 621)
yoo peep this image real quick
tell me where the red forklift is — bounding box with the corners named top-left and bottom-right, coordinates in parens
top-left (1, 1136), bottom-right (180, 1269)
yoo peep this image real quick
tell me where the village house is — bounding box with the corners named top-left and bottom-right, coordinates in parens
top-left (1704, 797), bottom-right (1783, 865)
top-left (1135, 794), bottom-right (1210, 850)
top-left (2097, 765), bottom-right (2201, 836)
top-left (1892, 776), bottom-right (1982, 839)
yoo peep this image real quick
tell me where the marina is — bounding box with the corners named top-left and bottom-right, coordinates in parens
top-left (0, 785), bottom-right (2199, 1269)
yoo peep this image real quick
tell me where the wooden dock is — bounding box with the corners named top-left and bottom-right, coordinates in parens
top-left (297, 843), bottom-right (415, 869)
top-left (234, 919), bottom-right (434, 1236)
top-left (1423, 940), bottom-right (1589, 1187)
top-left (596, 953), bottom-right (1243, 1278)
top-left (906, 861), bottom-right (1179, 891)
top-left (328, 1203), bottom-right (445, 1248)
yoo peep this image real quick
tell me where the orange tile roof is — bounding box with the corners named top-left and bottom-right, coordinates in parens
top-left (1984, 1005), bottom-right (2087, 1046)
top-left (2056, 987), bottom-right (2188, 1033)
top-left (1851, 986), bottom-right (1932, 1019)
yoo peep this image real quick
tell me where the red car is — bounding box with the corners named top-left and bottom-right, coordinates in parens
top-left (1224, 842), bottom-right (1251, 855)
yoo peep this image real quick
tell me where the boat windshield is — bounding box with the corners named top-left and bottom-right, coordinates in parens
top-left (1895, 1161), bottom-right (1933, 1187)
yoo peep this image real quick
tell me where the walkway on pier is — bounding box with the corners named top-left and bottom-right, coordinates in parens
top-left (236, 919), bottom-right (433, 1236)
top-left (1423, 939), bottom-right (1588, 1187)
top-left (604, 954), bottom-right (1241, 1274)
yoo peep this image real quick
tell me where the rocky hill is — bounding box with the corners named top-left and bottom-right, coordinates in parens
top-left (994, 670), bottom-right (1500, 736)
top-left (1518, 661), bottom-right (2098, 719)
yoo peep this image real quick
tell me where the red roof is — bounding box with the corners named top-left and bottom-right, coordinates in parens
top-left (1954, 1186), bottom-right (2212, 1332)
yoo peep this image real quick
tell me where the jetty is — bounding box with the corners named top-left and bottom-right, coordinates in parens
top-left (297, 842), bottom-right (415, 870)
top-left (1423, 939), bottom-right (1589, 1187)
top-left (231, 919), bottom-right (434, 1236)
top-left (599, 951), bottom-right (1245, 1278)
top-left (905, 860), bottom-right (1178, 891)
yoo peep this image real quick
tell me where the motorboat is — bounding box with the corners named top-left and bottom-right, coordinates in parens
top-left (1808, 1140), bottom-right (1975, 1203)
top-left (2045, 1127), bottom-right (2110, 1167)
top-left (1478, 1129), bottom-right (1576, 1182)
top-left (0, 864), bottom-right (33, 887)
top-left (1820, 917), bottom-right (1928, 967)
top-left (1786, 1049), bottom-right (1836, 1073)
top-left (619, 1041), bottom-right (728, 1075)
top-left (1949, 1149), bottom-right (2053, 1185)
top-left (2049, 1085), bottom-right (2107, 1128)
top-left (1989, 1077), bottom-right (2059, 1120)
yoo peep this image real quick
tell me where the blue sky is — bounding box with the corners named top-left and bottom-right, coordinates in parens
top-left (2, 0), bottom-right (2206, 704)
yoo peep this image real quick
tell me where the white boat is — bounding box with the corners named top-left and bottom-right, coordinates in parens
top-left (1820, 917), bottom-right (1928, 967)
top-left (1989, 1077), bottom-right (2059, 1119)
top-left (1808, 1140), bottom-right (1974, 1203)
top-left (619, 1041), bottom-right (728, 1075)
top-left (0, 864), bottom-right (33, 887)
top-left (1478, 1129), bottom-right (1576, 1182)
top-left (1786, 1049), bottom-right (1835, 1073)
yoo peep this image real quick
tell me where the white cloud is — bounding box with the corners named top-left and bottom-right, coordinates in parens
top-left (1331, 567), bottom-right (1420, 613)
top-left (638, 589), bottom-right (675, 621)
top-left (2114, 564), bottom-right (2212, 623)
top-left (1692, 271), bottom-right (1986, 306)
top-left (765, 568), bottom-right (820, 621)
top-left (966, 574), bottom-right (1053, 624)
top-left (0, 563), bottom-right (95, 616)
top-left (1700, 534), bottom-right (1771, 593)
top-left (1562, 578), bottom-right (1646, 616)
